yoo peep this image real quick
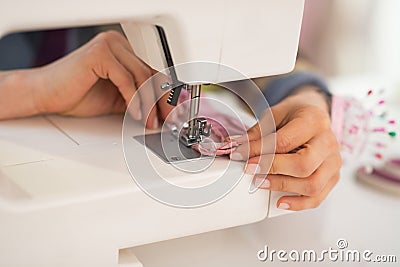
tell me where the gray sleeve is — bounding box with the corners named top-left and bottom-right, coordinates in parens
top-left (260, 71), bottom-right (331, 107)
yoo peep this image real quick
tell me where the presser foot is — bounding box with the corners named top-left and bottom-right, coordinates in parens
top-left (180, 117), bottom-right (212, 147)
top-left (133, 118), bottom-right (212, 164)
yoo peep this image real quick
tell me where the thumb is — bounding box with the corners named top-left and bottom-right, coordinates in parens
top-left (230, 133), bottom-right (276, 161)
top-left (227, 107), bottom-right (276, 144)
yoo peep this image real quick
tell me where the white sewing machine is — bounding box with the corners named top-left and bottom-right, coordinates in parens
top-left (0, 1), bottom-right (304, 266)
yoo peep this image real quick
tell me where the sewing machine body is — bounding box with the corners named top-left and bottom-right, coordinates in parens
top-left (1, 0), bottom-right (304, 82)
top-left (0, 1), bottom-right (304, 266)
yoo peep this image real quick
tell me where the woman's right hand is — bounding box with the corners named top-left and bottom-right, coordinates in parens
top-left (32, 30), bottom-right (172, 128)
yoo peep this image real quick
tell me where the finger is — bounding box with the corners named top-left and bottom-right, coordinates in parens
top-left (246, 131), bottom-right (335, 177)
top-left (129, 75), bottom-right (157, 129)
top-left (139, 83), bottom-right (159, 129)
top-left (276, 106), bottom-right (332, 153)
top-left (103, 30), bottom-right (135, 53)
top-left (111, 92), bottom-right (127, 114)
top-left (229, 109), bottom-right (276, 161)
top-left (240, 101), bottom-right (288, 143)
top-left (106, 40), bottom-right (158, 128)
top-left (273, 117), bottom-right (317, 153)
top-left (109, 43), bottom-right (152, 88)
top-left (231, 107), bottom-right (332, 160)
top-left (90, 44), bottom-right (143, 120)
top-left (230, 133), bottom-right (276, 161)
top-left (252, 153), bottom-right (342, 196)
top-left (228, 108), bottom-right (275, 144)
top-left (276, 172), bottom-right (340, 211)
top-left (107, 31), bottom-right (157, 79)
top-left (241, 123), bottom-right (261, 142)
top-left (103, 31), bottom-right (155, 88)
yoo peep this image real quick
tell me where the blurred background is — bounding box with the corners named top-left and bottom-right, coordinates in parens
top-left (300, 0), bottom-right (400, 102)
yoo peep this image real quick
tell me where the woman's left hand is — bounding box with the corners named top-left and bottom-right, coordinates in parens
top-left (230, 86), bottom-right (342, 211)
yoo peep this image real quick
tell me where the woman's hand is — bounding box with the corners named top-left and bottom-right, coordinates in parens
top-left (230, 86), bottom-right (342, 211)
top-left (0, 30), bottom-right (172, 128)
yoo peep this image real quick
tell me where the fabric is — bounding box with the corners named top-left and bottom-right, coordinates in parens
top-left (170, 90), bottom-right (248, 157)
top-left (192, 117), bottom-right (247, 156)
top-left (192, 111), bottom-right (247, 157)
top-left (193, 139), bottom-right (240, 157)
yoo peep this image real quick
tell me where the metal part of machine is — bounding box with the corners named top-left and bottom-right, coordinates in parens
top-left (157, 26), bottom-right (212, 147)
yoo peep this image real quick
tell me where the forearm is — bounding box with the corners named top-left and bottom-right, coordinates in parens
top-left (0, 69), bottom-right (43, 120)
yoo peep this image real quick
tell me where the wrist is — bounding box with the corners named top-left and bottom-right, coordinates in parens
top-left (285, 85), bottom-right (331, 114)
top-left (28, 67), bottom-right (50, 114)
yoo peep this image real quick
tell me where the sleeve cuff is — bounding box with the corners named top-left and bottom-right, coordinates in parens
top-left (260, 71), bottom-right (331, 107)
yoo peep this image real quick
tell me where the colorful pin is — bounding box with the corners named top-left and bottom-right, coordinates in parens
top-left (375, 142), bottom-right (386, 148)
top-left (379, 112), bottom-right (387, 119)
top-left (341, 88), bottom-right (397, 171)
top-left (373, 127), bottom-right (386, 133)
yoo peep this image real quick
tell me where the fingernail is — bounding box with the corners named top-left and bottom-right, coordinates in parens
top-left (245, 164), bottom-right (260, 174)
top-left (136, 109), bottom-right (142, 120)
top-left (278, 203), bottom-right (290, 210)
top-left (230, 152), bottom-right (244, 161)
top-left (153, 116), bottom-right (159, 129)
top-left (254, 177), bottom-right (270, 188)
top-left (228, 135), bottom-right (245, 144)
top-left (229, 135), bottom-right (242, 141)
